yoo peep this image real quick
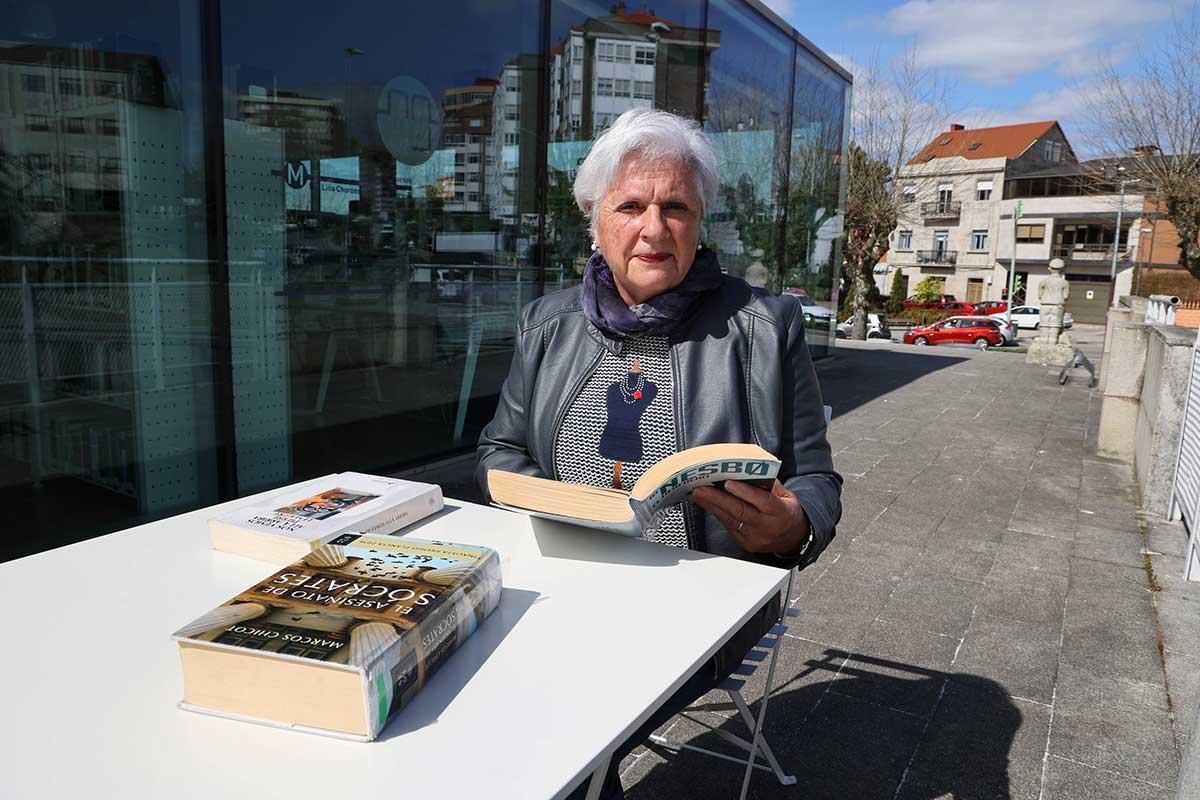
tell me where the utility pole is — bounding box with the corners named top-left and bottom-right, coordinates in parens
top-left (1006, 200), bottom-right (1022, 327)
top-left (1108, 165), bottom-right (1139, 307)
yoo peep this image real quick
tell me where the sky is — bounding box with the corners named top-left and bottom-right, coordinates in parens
top-left (764, 0), bottom-right (1194, 151)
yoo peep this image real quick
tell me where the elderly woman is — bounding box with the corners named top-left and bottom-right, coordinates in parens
top-left (477, 108), bottom-right (841, 797)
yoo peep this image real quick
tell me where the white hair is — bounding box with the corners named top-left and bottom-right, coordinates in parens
top-left (572, 108), bottom-right (719, 234)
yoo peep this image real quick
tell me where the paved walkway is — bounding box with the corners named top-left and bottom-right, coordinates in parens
top-left (617, 334), bottom-right (1197, 799)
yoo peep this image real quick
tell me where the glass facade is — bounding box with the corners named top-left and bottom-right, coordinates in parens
top-left (0, 0), bottom-right (850, 561)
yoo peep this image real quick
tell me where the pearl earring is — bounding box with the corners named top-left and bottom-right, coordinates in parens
top-left (696, 241), bottom-right (703, 251)
top-left (591, 242), bottom-right (598, 251)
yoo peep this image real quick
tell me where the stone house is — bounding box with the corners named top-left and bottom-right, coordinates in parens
top-left (883, 121), bottom-right (1151, 324)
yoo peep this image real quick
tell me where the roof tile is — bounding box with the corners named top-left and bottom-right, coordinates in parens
top-left (907, 121), bottom-right (1057, 164)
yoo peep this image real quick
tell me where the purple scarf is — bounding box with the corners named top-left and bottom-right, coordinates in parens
top-left (581, 246), bottom-right (724, 338)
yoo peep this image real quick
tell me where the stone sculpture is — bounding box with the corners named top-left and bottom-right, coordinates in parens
top-left (1026, 258), bottom-right (1075, 366)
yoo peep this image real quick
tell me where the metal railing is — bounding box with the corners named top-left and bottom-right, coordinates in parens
top-left (1051, 243), bottom-right (1131, 261)
top-left (915, 249), bottom-right (957, 266)
top-left (1147, 294), bottom-right (1181, 325)
top-left (921, 200), bottom-right (961, 218)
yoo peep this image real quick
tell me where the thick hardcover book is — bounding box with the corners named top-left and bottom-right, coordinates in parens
top-left (488, 443), bottom-right (781, 536)
top-left (208, 473), bottom-right (444, 563)
top-left (174, 534), bottom-right (502, 741)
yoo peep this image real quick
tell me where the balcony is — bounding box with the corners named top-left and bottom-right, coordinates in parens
top-left (1052, 243), bottom-right (1132, 262)
top-left (921, 200), bottom-right (961, 220)
top-left (916, 249), bottom-right (958, 266)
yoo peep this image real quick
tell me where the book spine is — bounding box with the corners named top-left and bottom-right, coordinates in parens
top-left (331, 485), bottom-right (444, 543)
top-left (365, 550), bottom-right (502, 737)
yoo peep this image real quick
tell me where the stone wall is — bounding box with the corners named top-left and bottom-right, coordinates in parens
top-left (1099, 310), bottom-right (1197, 516)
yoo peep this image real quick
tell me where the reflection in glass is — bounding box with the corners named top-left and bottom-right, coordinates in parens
top-left (546, 1), bottom-right (712, 284)
top-left (703, 0), bottom-right (793, 291)
top-left (0, 2), bottom-right (217, 560)
top-left (220, 0), bottom-right (542, 488)
top-left (785, 46), bottom-right (849, 356)
top-left (0, 0), bottom-right (850, 561)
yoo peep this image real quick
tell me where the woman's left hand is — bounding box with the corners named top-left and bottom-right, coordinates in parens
top-left (691, 480), bottom-right (810, 556)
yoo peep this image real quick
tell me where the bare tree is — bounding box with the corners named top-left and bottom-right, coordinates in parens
top-left (1084, 8), bottom-right (1200, 278)
top-left (843, 47), bottom-right (955, 338)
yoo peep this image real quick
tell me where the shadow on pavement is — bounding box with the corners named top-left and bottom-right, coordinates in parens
top-left (818, 346), bottom-right (970, 420)
top-left (628, 649), bottom-right (1020, 800)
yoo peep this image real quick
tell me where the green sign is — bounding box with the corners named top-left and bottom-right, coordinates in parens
top-left (1015, 200), bottom-right (1023, 222)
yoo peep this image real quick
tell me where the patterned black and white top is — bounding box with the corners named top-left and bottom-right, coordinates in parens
top-left (552, 335), bottom-right (688, 549)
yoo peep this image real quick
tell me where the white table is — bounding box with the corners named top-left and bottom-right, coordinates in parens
top-left (1, 488), bottom-right (788, 799)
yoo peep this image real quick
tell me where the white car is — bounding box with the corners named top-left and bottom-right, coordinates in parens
top-left (790, 293), bottom-right (836, 327)
top-left (837, 312), bottom-right (892, 340)
top-left (990, 306), bottom-right (1074, 331)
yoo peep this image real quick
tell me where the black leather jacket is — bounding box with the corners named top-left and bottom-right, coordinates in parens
top-left (476, 274), bottom-right (842, 573)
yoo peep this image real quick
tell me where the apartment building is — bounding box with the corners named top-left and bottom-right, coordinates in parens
top-left (885, 121), bottom-right (1147, 323)
top-left (441, 79), bottom-right (496, 215)
top-left (550, 5), bottom-right (718, 142)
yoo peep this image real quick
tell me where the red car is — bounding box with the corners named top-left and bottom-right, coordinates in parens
top-left (903, 316), bottom-right (1004, 349)
top-left (972, 300), bottom-right (1008, 315)
top-left (938, 301), bottom-right (978, 315)
top-left (902, 293), bottom-right (958, 310)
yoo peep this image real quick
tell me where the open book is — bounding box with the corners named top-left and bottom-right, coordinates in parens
top-left (488, 443), bottom-right (781, 537)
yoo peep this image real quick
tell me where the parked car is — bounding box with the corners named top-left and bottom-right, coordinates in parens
top-left (989, 306), bottom-right (1074, 330)
top-left (786, 291), bottom-right (836, 327)
top-left (837, 312), bottom-right (892, 340)
top-left (903, 316), bottom-right (1004, 349)
top-left (972, 300), bottom-right (1008, 316)
top-left (938, 301), bottom-right (978, 315)
top-left (960, 314), bottom-right (1016, 344)
top-left (902, 293), bottom-right (958, 310)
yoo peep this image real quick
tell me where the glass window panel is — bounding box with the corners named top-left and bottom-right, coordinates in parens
top-left (219, 0), bottom-right (541, 486)
top-left (544, 0), bottom-right (707, 289)
top-left (0, 1), bottom-right (218, 560)
top-left (704, 0), bottom-right (794, 295)
top-left (784, 39), bottom-right (850, 357)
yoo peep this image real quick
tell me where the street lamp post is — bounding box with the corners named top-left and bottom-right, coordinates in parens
top-left (1108, 165), bottom-right (1140, 307)
top-left (1005, 200), bottom-right (1022, 328)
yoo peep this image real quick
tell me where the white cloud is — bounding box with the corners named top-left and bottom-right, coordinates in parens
top-left (759, 0), bottom-right (796, 17)
top-left (882, 0), bottom-right (1170, 84)
top-left (955, 81), bottom-right (1121, 156)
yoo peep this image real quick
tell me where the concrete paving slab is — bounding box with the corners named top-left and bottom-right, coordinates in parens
top-left (991, 529), bottom-right (1074, 579)
top-left (827, 621), bottom-right (961, 717)
top-left (1157, 587), bottom-right (1200, 660)
top-left (908, 534), bottom-right (999, 581)
top-left (1040, 757), bottom-right (1172, 800)
top-left (1048, 663), bottom-right (1178, 788)
top-left (935, 514), bottom-right (1011, 543)
top-left (951, 613), bottom-right (1062, 704)
top-left (1060, 580), bottom-right (1163, 684)
top-left (1165, 651), bottom-right (1200, 752)
top-left (1144, 517), bottom-right (1190, 560)
top-left (1007, 510), bottom-right (1079, 540)
top-left (1069, 557), bottom-right (1153, 598)
top-left (877, 573), bottom-right (984, 638)
top-left (895, 681), bottom-right (1050, 800)
top-left (975, 570), bottom-right (1069, 626)
top-left (788, 573), bottom-right (899, 649)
